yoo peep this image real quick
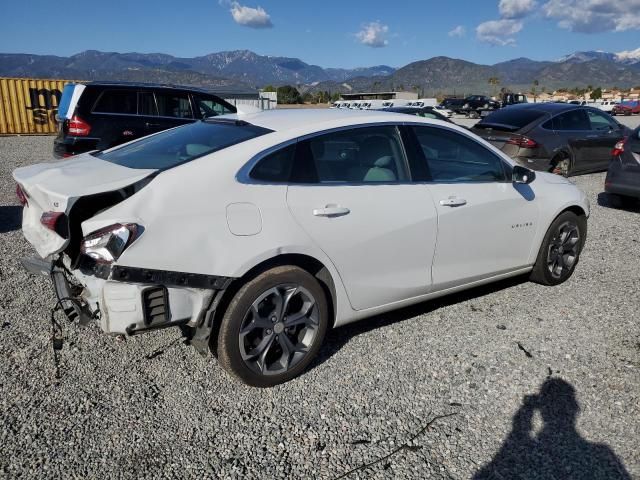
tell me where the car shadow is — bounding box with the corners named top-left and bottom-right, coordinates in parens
top-left (311, 274), bottom-right (530, 370)
top-left (0, 206), bottom-right (23, 233)
top-left (473, 377), bottom-right (632, 479)
top-left (597, 192), bottom-right (640, 213)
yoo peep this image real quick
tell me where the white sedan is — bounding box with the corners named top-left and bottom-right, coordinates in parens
top-left (14, 110), bottom-right (589, 387)
top-left (433, 105), bottom-right (454, 118)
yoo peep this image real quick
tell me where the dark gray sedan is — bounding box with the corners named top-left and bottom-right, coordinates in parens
top-left (472, 103), bottom-right (630, 176)
top-left (605, 126), bottom-right (640, 202)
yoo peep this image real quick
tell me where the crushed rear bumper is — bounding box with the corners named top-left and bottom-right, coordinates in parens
top-left (20, 256), bottom-right (233, 336)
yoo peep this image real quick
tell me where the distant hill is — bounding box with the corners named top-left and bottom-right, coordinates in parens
top-left (308, 54), bottom-right (640, 96)
top-left (0, 50), bottom-right (395, 89)
top-left (1, 48), bottom-right (640, 96)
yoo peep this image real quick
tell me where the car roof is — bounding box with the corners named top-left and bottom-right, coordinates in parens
top-left (220, 108), bottom-right (451, 134)
top-left (503, 103), bottom-right (591, 113)
top-left (83, 81), bottom-right (255, 96)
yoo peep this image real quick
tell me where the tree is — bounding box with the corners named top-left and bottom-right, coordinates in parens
top-left (262, 85), bottom-right (277, 92)
top-left (488, 77), bottom-right (500, 96)
top-left (531, 79), bottom-right (540, 102)
top-left (276, 85), bottom-right (302, 104)
top-left (590, 87), bottom-right (603, 100)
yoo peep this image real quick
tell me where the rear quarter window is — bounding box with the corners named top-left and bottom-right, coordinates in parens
top-left (93, 90), bottom-right (137, 115)
top-left (94, 120), bottom-right (272, 170)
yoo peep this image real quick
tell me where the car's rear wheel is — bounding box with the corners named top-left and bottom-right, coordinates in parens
top-left (216, 266), bottom-right (328, 387)
top-left (530, 211), bottom-right (586, 286)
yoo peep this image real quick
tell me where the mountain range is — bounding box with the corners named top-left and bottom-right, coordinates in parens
top-left (1, 48), bottom-right (639, 96)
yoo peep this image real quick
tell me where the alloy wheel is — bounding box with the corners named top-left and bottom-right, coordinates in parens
top-left (238, 284), bottom-right (319, 376)
top-left (546, 221), bottom-right (580, 279)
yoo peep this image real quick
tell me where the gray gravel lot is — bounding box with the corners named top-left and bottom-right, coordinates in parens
top-left (1, 134), bottom-right (639, 479)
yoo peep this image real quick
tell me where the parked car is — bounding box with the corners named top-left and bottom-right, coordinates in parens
top-left (442, 95), bottom-right (500, 117)
top-left (433, 105), bottom-right (454, 118)
top-left (611, 101), bottom-right (640, 116)
top-left (357, 100), bottom-right (386, 110)
top-left (15, 109), bottom-right (589, 387)
top-left (380, 99), bottom-right (412, 108)
top-left (596, 101), bottom-right (617, 113)
top-left (479, 92), bottom-right (528, 118)
top-left (605, 126), bottom-right (640, 203)
top-left (406, 98), bottom-right (438, 108)
top-left (54, 82), bottom-right (236, 158)
top-left (472, 103), bottom-right (630, 176)
top-left (379, 106), bottom-right (453, 123)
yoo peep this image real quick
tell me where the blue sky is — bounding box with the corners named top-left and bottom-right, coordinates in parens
top-left (2, 0), bottom-right (639, 68)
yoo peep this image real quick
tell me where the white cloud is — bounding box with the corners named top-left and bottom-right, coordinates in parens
top-left (356, 22), bottom-right (390, 48)
top-left (543, 0), bottom-right (640, 33)
top-left (476, 19), bottom-right (523, 45)
top-left (227, 1), bottom-right (273, 28)
top-left (499, 0), bottom-right (537, 19)
top-left (448, 25), bottom-right (466, 37)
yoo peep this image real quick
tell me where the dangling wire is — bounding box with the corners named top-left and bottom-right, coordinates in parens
top-left (49, 296), bottom-right (83, 381)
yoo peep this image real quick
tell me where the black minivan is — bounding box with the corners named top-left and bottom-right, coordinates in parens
top-left (54, 82), bottom-right (237, 158)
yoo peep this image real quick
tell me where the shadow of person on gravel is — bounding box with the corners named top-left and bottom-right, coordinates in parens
top-left (473, 378), bottom-right (631, 480)
top-left (312, 274), bottom-right (529, 369)
top-left (597, 192), bottom-right (640, 213)
top-left (0, 206), bottom-right (23, 233)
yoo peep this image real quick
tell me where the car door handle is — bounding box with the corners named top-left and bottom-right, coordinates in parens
top-left (313, 205), bottom-right (350, 217)
top-left (145, 122), bottom-right (160, 128)
top-left (439, 197), bottom-right (467, 207)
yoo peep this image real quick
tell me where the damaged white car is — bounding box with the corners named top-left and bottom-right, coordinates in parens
top-left (14, 110), bottom-right (589, 387)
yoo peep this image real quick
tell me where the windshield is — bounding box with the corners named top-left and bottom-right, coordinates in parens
top-left (94, 120), bottom-right (272, 170)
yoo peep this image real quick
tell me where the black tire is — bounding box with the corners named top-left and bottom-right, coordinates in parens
top-left (216, 266), bottom-right (328, 387)
top-left (530, 211), bottom-right (587, 286)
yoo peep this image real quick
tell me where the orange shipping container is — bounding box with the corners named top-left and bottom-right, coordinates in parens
top-left (0, 77), bottom-right (78, 134)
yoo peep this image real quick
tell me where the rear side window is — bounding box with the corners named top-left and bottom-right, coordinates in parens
top-left (553, 110), bottom-right (590, 130)
top-left (94, 120), bottom-right (272, 170)
top-left (412, 126), bottom-right (506, 183)
top-left (293, 126), bottom-right (409, 184)
top-left (156, 92), bottom-right (193, 118)
top-left (250, 144), bottom-right (296, 182)
top-left (93, 90), bottom-right (137, 115)
top-left (477, 109), bottom-right (546, 131)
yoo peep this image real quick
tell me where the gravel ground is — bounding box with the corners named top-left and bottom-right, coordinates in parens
top-left (1, 135), bottom-right (639, 479)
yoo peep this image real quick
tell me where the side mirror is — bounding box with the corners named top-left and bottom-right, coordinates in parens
top-left (512, 165), bottom-right (536, 184)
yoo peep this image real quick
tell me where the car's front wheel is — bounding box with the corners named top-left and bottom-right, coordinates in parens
top-left (216, 266), bottom-right (328, 387)
top-left (530, 211), bottom-right (586, 286)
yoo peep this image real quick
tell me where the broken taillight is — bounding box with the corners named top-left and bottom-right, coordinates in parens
top-left (16, 184), bottom-right (28, 206)
top-left (67, 115), bottom-right (91, 136)
top-left (612, 138), bottom-right (627, 157)
top-left (40, 212), bottom-right (68, 237)
top-left (80, 223), bottom-right (140, 264)
top-left (507, 136), bottom-right (538, 148)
